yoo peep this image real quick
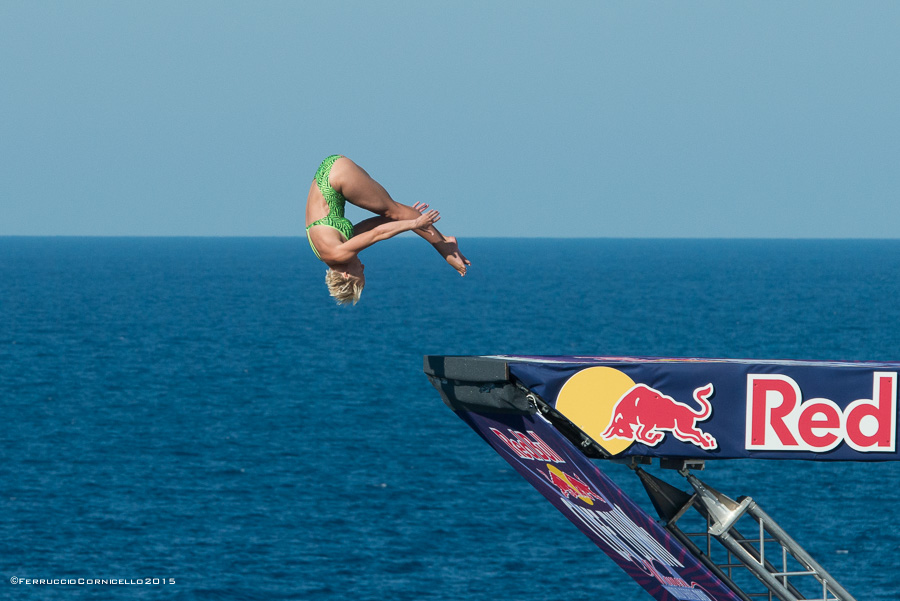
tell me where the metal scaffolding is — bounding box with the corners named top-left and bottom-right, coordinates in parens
top-left (636, 466), bottom-right (857, 601)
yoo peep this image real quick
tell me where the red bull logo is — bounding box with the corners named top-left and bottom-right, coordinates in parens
top-left (544, 464), bottom-right (605, 506)
top-left (603, 383), bottom-right (718, 450)
top-left (553, 365), bottom-right (898, 457)
top-left (555, 367), bottom-right (717, 455)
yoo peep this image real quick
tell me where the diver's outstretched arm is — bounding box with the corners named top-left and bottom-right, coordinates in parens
top-left (352, 204), bottom-right (439, 238)
top-left (324, 211), bottom-right (441, 265)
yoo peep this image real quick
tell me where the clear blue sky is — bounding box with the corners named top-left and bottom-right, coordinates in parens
top-left (2, 1), bottom-right (898, 237)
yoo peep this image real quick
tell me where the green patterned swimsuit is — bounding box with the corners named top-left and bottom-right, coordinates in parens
top-left (306, 155), bottom-right (354, 260)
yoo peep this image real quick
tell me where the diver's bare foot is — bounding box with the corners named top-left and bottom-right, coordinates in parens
top-left (435, 236), bottom-right (471, 276)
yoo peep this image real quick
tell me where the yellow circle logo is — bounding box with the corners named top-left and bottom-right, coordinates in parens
top-left (556, 366), bottom-right (636, 455)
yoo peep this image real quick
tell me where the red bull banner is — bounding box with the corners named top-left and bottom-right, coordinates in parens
top-left (458, 410), bottom-right (743, 601)
top-left (501, 356), bottom-right (900, 461)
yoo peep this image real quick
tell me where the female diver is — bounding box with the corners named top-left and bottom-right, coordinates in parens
top-left (305, 155), bottom-right (471, 304)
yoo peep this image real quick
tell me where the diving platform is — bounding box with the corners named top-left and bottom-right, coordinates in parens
top-left (424, 355), bottom-right (897, 601)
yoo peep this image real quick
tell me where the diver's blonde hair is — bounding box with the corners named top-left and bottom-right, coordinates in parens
top-left (325, 269), bottom-right (364, 305)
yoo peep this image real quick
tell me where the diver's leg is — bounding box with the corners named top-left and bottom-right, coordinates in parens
top-left (330, 157), bottom-right (434, 222)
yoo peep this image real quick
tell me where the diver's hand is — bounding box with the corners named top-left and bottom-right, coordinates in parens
top-left (413, 209), bottom-right (441, 229)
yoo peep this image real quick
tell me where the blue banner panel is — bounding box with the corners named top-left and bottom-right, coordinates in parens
top-left (501, 356), bottom-right (900, 461)
top-left (458, 410), bottom-right (743, 601)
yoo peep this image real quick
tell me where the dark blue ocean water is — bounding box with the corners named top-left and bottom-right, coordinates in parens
top-left (1, 237), bottom-right (898, 600)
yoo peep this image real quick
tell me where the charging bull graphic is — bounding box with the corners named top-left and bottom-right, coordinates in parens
top-left (602, 383), bottom-right (718, 450)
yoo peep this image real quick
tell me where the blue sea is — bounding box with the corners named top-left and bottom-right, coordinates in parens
top-left (1, 237), bottom-right (898, 600)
